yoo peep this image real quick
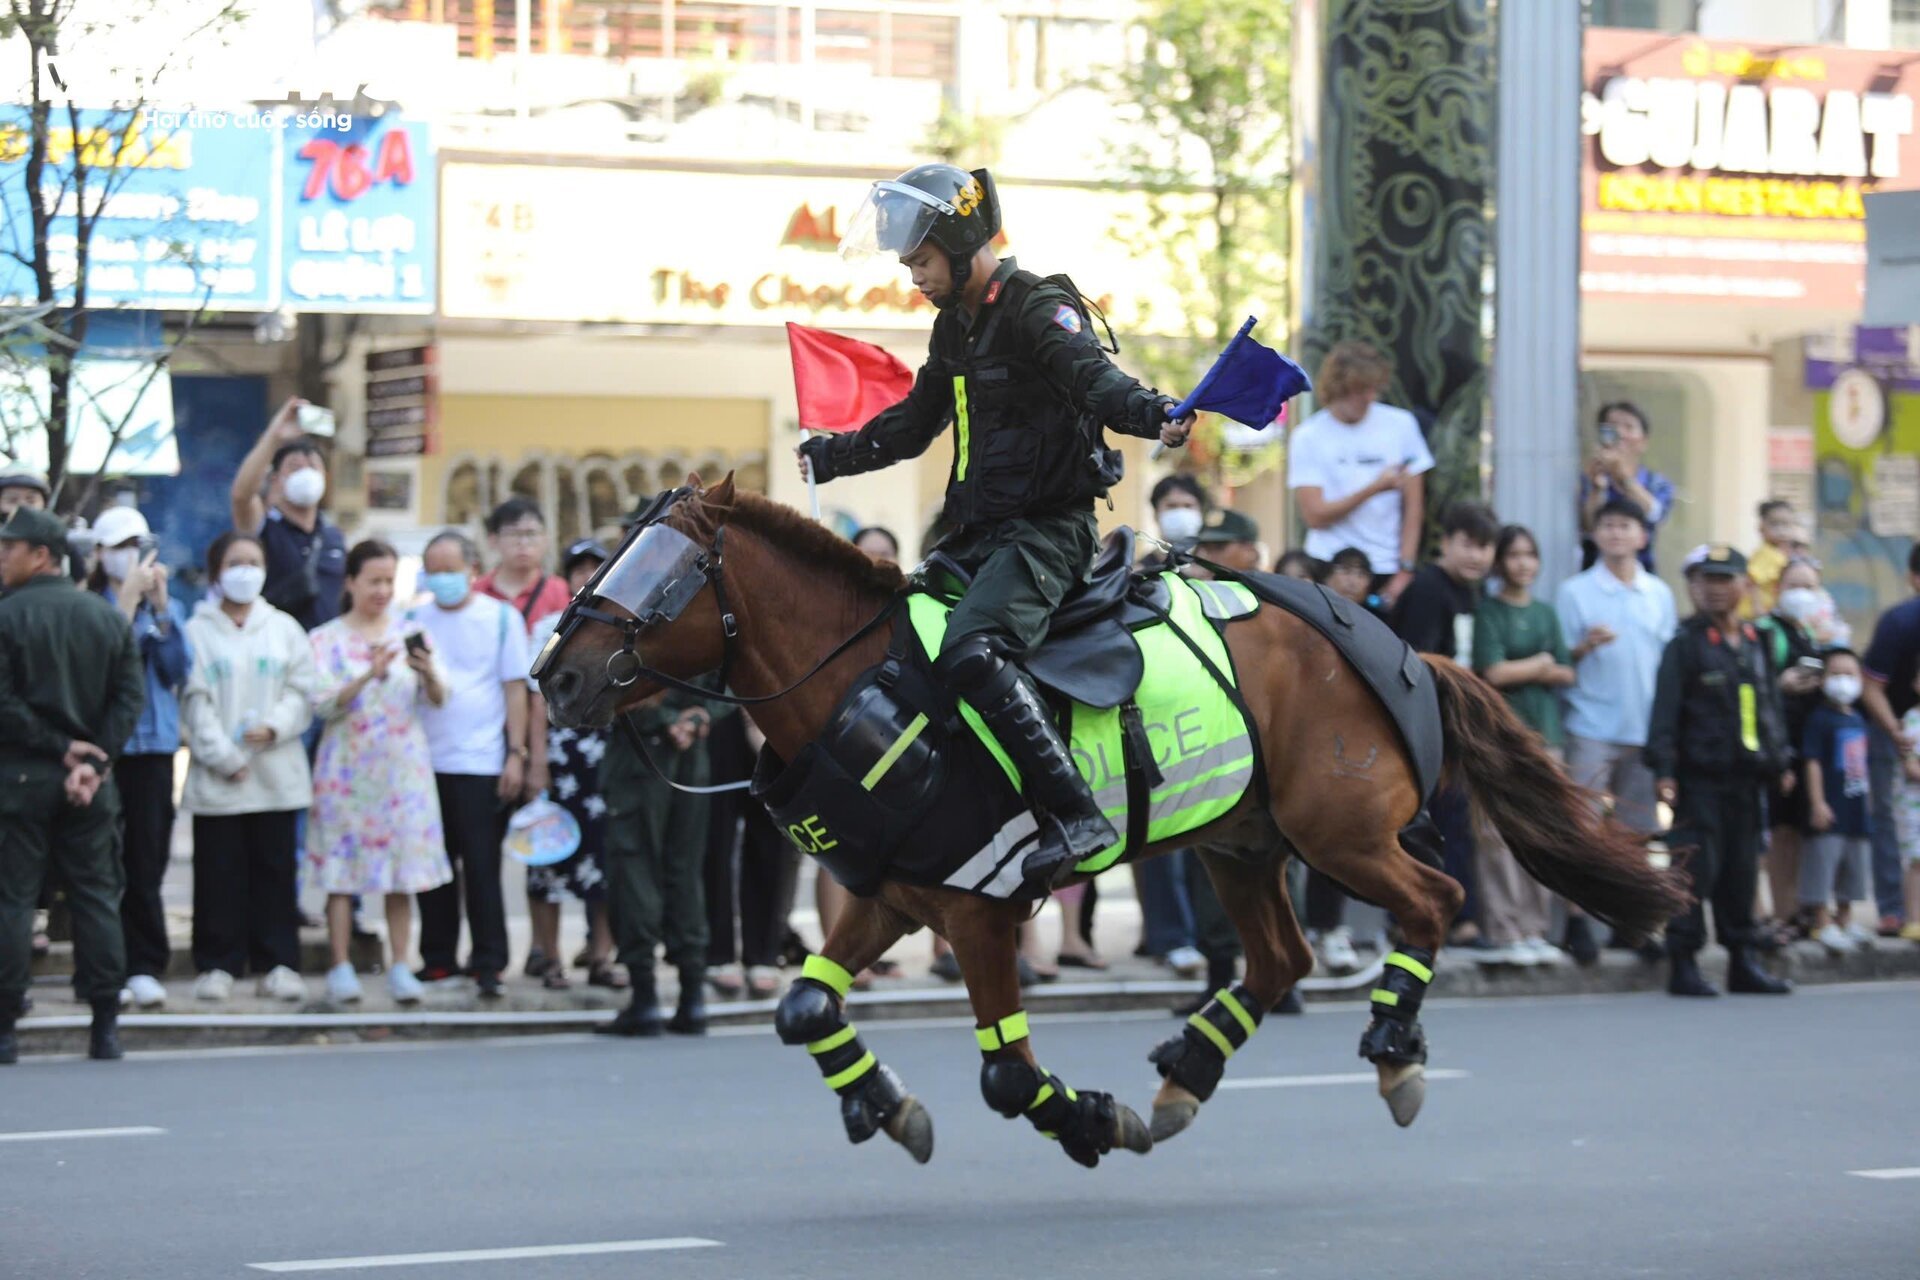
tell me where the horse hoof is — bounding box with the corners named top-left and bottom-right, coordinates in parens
top-left (1149, 1094), bottom-right (1199, 1144)
top-left (1380, 1063), bottom-right (1426, 1128)
top-left (1113, 1102), bottom-right (1154, 1155)
top-left (886, 1095), bottom-right (934, 1164)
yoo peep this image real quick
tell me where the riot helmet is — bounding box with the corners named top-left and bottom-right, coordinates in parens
top-left (839, 163), bottom-right (1001, 309)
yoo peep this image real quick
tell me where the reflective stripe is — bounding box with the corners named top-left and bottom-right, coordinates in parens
top-left (1738, 682), bottom-right (1759, 753)
top-left (953, 376), bottom-right (971, 481)
top-left (823, 1051), bottom-right (878, 1092)
top-left (861, 712), bottom-right (929, 790)
top-left (975, 1010), bottom-right (1031, 1053)
top-left (1188, 1013), bottom-right (1237, 1059)
top-left (1216, 989), bottom-right (1259, 1040)
top-left (807, 1025), bottom-right (858, 1056)
top-left (802, 954), bottom-right (854, 998)
top-left (1148, 760), bottom-right (1255, 830)
top-left (1370, 989), bottom-right (1401, 1007)
top-left (942, 809), bottom-right (1039, 896)
top-left (1384, 951), bottom-right (1434, 984)
top-left (1029, 1083), bottom-right (1056, 1111)
top-left (905, 595), bottom-right (1019, 791)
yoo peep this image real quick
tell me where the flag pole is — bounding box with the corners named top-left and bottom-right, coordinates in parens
top-left (802, 428), bottom-right (822, 521)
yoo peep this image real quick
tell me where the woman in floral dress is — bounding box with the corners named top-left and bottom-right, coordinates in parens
top-left (307, 540), bottom-right (452, 1005)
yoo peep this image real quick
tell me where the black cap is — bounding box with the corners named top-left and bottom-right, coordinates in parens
top-left (0, 506), bottom-right (69, 552)
top-left (562, 537), bottom-right (611, 574)
top-left (1682, 543), bottom-right (1748, 577)
top-left (1197, 508), bottom-right (1260, 545)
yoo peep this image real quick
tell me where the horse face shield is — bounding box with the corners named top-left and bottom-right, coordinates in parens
top-left (591, 523), bottom-right (710, 632)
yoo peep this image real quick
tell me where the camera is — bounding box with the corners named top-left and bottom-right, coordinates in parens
top-left (1597, 423), bottom-right (1620, 448)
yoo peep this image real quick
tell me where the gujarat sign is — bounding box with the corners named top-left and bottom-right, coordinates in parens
top-left (1579, 30), bottom-right (1919, 309)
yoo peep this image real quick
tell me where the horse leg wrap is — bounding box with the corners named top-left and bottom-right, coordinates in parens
top-left (777, 956), bottom-right (898, 1143)
top-left (1148, 983), bottom-right (1263, 1103)
top-left (980, 1057), bottom-right (1118, 1169)
top-left (1358, 948), bottom-right (1434, 1066)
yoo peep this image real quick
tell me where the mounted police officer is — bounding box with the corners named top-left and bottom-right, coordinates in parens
top-left (796, 163), bottom-right (1194, 889)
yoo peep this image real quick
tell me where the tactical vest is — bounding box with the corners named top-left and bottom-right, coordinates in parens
top-left (941, 270), bottom-right (1120, 526)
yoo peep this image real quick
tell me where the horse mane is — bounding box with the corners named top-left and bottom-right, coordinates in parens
top-left (710, 489), bottom-right (907, 599)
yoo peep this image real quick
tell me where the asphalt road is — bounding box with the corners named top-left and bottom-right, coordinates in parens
top-left (4, 983), bottom-right (1917, 1279)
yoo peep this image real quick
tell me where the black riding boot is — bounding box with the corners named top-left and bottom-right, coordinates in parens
top-left (935, 638), bottom-right (1117, 890)
top-left (1726, 945), bottom-right (1792, 995)
top-left (88, 997), bottom-right (122, 1061)
top-left (669, 965), bottom-right (708, 1035)
top-left (0, 1014), bottom-right (16, 1066)
top-left (1667, 947), bottom-right (1719, 998)
top-left (596, 967), bottom-right (665, 1037)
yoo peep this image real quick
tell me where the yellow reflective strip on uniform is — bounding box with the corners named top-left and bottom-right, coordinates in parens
top-left (1370, 989), bottom-right (1400, 1007)
top-left (1187, 1012), bottom-right (1237, 1059)
top-left (952, 376), bottom-right (971, 481)
top-left (861, 712), bottom-right (929, 790)
top-left (1384, 951), bottom-right (1434, 984)
top-left (823, 1051), bottom-right (877, 1092)
top-left (1066, 1086), bottom-right (1078, 1102)
top-left (1739, 682), bottom-right (1759, 753)
top-left (802, 953), bottom-right (855, 998)
top-left (807, 1025), bottom-right (858, 1056)
top-left (1029, 1083), bottom-right (1056, 1111)
top-left (904, 595), bottom-right (1020, 792)
top-left (1215, 989), bottom-right (1259, 1040)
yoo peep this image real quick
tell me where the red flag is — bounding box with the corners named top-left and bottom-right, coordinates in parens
top-left (786, 322), bottom-right (914, 435)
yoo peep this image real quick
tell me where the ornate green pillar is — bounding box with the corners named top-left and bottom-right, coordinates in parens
top-left (1301, 0), bottom-right (1494, 526)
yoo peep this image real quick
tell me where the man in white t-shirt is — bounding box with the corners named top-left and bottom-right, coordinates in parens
top-left (406, 530), bottom-right (531, 997)
top-left (1288, 340), bottom-right (1434, 607)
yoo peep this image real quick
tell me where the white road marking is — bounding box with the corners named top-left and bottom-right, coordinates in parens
top-left (1848, 1167), bottom-right (1920, 1180)
top-left (0, 1125), bottom-right (166, 1143)
top-left (248, 1237), bottom-right (722, 1272)
top-left (1216, 1068), bottom-right (1470, 1091)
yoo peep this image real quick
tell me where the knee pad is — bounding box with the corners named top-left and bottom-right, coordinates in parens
top-left (775, 954), bottom-right (855, 1046)
top-left (1148, 983), bottom-right (1263, 1103)
top-left (980, 1057), bottom-right (1048, 1119)
top-left (933, 635), bottom-right (1013, 699)
top-left (1369, 948), bottom-right (1436, 1024)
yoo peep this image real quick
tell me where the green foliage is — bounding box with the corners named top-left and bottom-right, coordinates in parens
top-left (926, 103), bottom-right (1007, 169)
top-left (1107, 0), bottom-right (1291, 477)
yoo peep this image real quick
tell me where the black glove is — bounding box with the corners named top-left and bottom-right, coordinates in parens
top-left (798, 433), bottom-right (836, 483)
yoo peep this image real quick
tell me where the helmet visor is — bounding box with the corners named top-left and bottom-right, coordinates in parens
top-left (837, 181), bottom-right (954, 263)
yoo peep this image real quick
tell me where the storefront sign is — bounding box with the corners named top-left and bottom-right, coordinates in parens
top-left (439, 165), bottom-right (1186, 335)
top-left (0, 109), bottom-right (435, 314)
top-left (1580, 30), bottom-right (1920, 308)
top-left (363, 343), bottom-right (437, 456)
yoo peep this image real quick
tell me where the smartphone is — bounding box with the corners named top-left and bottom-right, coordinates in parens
top-left (403, 630), bottom-right (430, 657)
top-left (1597, 423), bottom-right (1620, 448)
top-left (1795, 656), bottom-right (1825, 672)
top-left (297, 404), bottom-right (337, 438)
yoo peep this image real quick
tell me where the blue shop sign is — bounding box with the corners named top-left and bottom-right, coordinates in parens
top-left (281, 116), bottom-right (435, 315)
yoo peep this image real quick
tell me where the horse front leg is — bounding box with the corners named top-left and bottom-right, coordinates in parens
top-left (943, 894), bottom-right (1152, 1168)
top-left (772, 893), bottom-right (934, 1164)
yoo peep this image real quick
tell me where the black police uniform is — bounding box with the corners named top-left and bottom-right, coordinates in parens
top-left (802, 165), bottom-right (1177, 886)
top-left (1646, 598), bottom-right (1791, 993)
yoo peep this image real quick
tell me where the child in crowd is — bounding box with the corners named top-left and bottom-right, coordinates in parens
top-left (1744, 499), bottom-right (1800, 618)
top-left (1325, 546), bottom-right (1384, 613)
top-left (1274, 549), bottom-right (1317, 581)
top-left (1896, 672), bottom-right (1920, 943)
top-left (1800, 647), bottom-right (1875, 952)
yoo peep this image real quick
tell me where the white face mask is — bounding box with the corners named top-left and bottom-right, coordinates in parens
top-left (101, 547), bottom-right (140, 582)
top-left (1824, 674), bottom-right (1861, 705)
top-left (220, 564), bottom-right (266, 605)
top-left (1158, 507), bottom-right (1204, 543)
top-left (1777, 586), bottom-right (1823, 622)
top-left (282, 466), bottom-right (326, 508)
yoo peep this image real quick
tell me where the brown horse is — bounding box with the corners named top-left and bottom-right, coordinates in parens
top-left (537, 475), bottom-right (1690, 1168)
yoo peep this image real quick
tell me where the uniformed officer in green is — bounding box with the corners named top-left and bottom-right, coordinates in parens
top-left (798, 163), bottom-right (1195, 888)
top-left (0, 507), bottom-right (146, 1064)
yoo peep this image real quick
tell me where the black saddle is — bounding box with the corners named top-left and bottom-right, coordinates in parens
top-left (918, 527), bottom-right (1169, 709)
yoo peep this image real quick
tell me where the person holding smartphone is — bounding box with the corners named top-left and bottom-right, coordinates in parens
top-left (1579, 401), bottom-right (1675, 573)
top-left (230, 397), bottom-right (348, 633)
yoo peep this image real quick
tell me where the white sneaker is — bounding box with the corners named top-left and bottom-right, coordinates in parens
top-left (256, 965), bottom-right (307, 1002)
top-left (194, 969), bottom-right (234, 1001)
top-left (1843, 920), bottom-right (1877, 945)
top-left (324, 962), bottom-right (362, 1004)
top-left (126, 974), bottom-right (168, 1008)
top-left (387, 966), bottom-right (424, 1005)
top-left (1524, 937), bottom-right (1569, 966)
top-left (1814, 922), bottom-right (1856, 954)
top-left (1478, 941), bottom-right (1538, 966)
top-left (1163, 945), bottom-right (1206, 978)
top-left (1320, 926), bottom-right (1361, 974)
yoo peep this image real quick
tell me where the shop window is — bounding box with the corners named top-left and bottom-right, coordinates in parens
top-left (584, 462), bottom-right (625, 530)
top-left (445, 460), bottom-right (485, 528)
top-left (1585, 0), bottom-right (1695, 31)
top-left (1895, 0), bottom-right (1920, 48)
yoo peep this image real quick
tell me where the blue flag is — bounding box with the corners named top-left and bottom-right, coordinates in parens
top-left (1170, 317), bottom-right (1312, 428)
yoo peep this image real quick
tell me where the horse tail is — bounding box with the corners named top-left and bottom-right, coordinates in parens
top-left (1424, 655), bottom-right (1691, 936)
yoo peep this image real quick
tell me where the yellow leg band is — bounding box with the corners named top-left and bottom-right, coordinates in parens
top-left (1385, 951), bottom-right (1433, 984)
top-left (1188, 1013), bottom-right (1237, 1059)
top-left (1215, 988), bottom-right (1259, 1040)
top-left (975, 1010), bottom-right (1032, 1053)
top-left (1370, 989), bottom-right (1401, 1007)
top-left (802, 954), bottom-right (855, 999)
top-left (822, 1051), bottom-right (877, 1092)
top-left (807, 1025), bottom-right (858, 1056)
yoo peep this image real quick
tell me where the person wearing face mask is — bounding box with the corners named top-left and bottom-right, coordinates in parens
top-left (1754, 557), bottom-right (1827, 943)
top-left (404, 531), bottom-right (530, 999)
top-left (1798, 648), bottom-right (1877, 953)
top-left (86, 505), bottom-right (191, 1009)
top-left (230, 398), bottom-right (348, 632)
top-left (179, 532), bottom-right (317, 1004)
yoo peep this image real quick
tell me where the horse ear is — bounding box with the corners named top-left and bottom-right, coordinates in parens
top-left (684, 471), bottom-right (704, 490)
top-left (708, 470), bottom-right (737, 512)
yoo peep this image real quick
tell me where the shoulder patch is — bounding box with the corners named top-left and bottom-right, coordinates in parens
top-left (1051, 304), bottom-right (1082, 334)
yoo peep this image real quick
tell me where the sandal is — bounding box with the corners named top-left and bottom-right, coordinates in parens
top-left (542, 963), bottom-right (571, 991)
top-left (1056, 952), bottom-right (1109, 971)
top-left (31, 930), bottom-right (51, 959)
top-left (706, 964), bottom-right (745, 998)
top-left (869, 958), bottom-right (903, 978)
top-left (745, 966), bottom-right (781, 998)
top-left (587, 961), bottom-right (630, 990)
top-left (522, 948), bottom-right (551, 979)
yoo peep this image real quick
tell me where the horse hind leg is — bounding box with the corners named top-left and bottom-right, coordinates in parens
top-left (944, 894), bottom-right (1151, 1167)
top-left (773, 895), bottom-right (934, 1164)
top-left (1148, 846), bottom-right (1309, 1143)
